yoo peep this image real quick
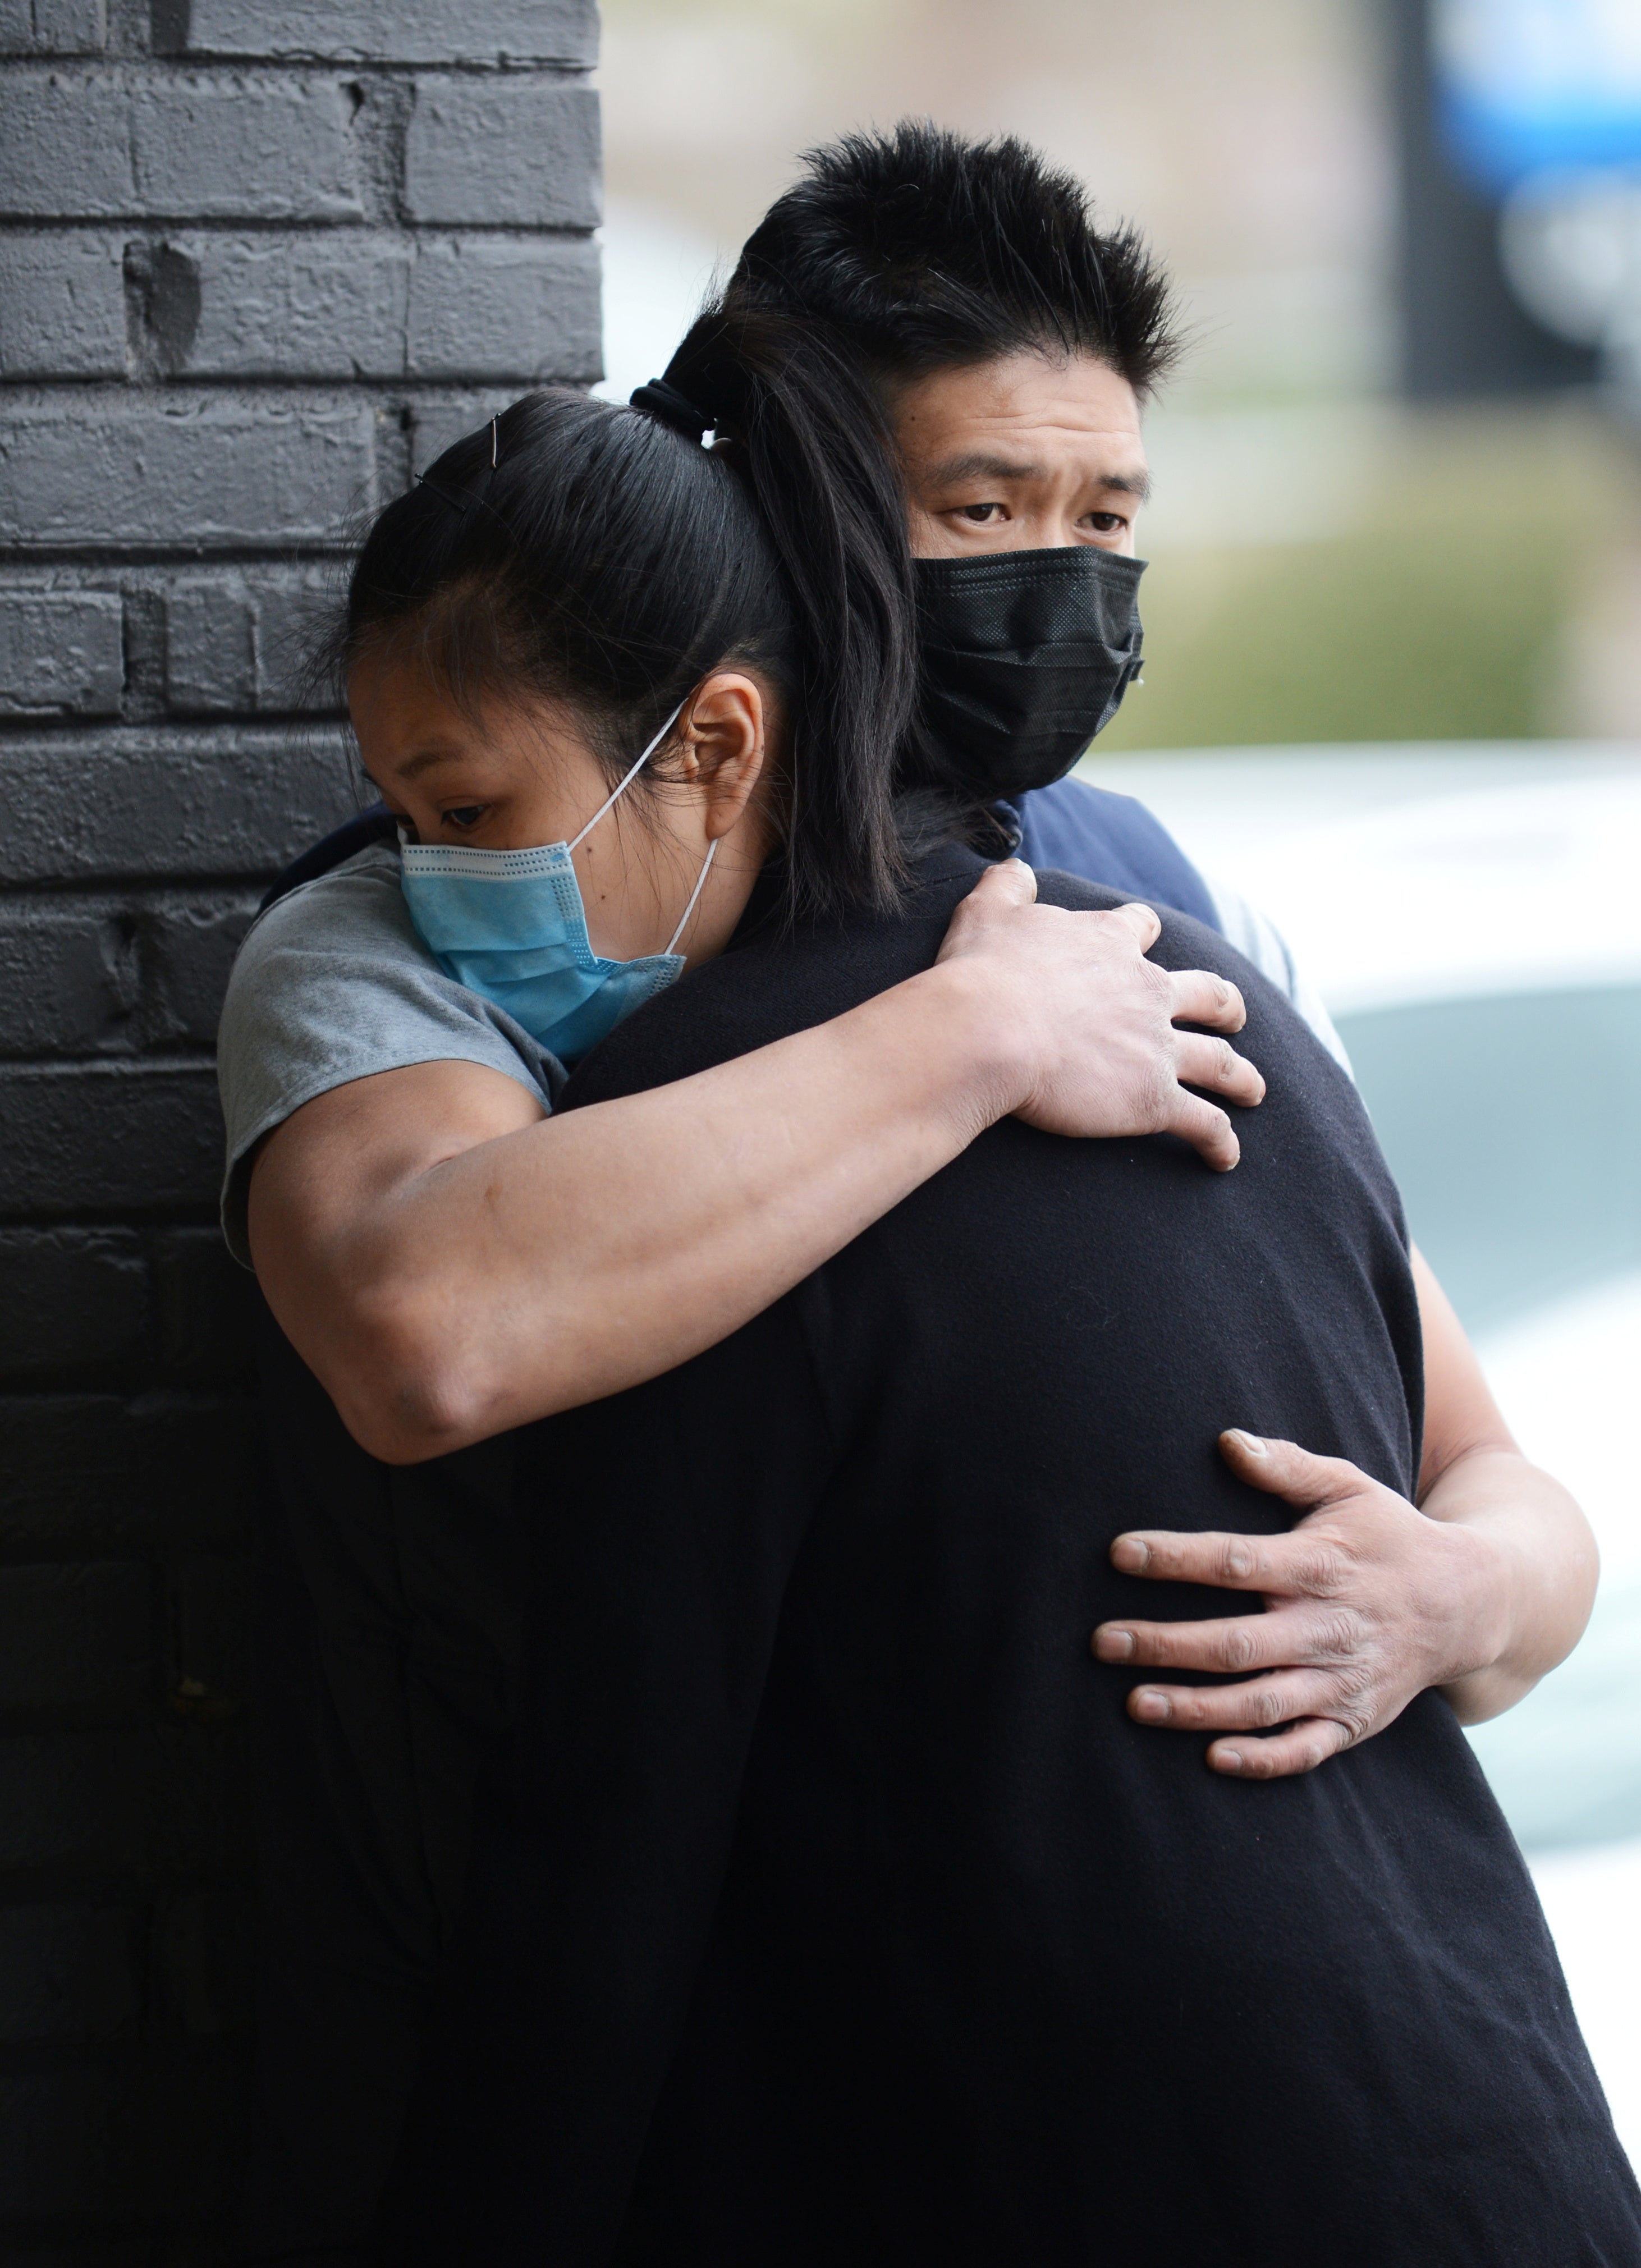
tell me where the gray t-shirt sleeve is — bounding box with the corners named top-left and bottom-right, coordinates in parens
top-left (216, 841), bottom-right (565, 1268)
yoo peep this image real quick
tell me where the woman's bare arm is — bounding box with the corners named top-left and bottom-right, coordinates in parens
top-left (249, 864), bottom-right (1262, 1464)
top-left (1410, 1251), bottom-right (1598, 1722)
top-left (1090, 1245), bottom-right (1599, 1775)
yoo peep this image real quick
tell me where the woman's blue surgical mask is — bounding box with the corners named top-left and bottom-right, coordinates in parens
top-left (399, 702), bottom-right (715, 1066)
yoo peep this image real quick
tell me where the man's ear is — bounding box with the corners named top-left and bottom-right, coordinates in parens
top-left (681, 671), bottom-right (769, 840)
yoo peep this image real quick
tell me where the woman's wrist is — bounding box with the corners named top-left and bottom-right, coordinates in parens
top-left (1425, 1450), bottom-right (1596, 1721)
top-left (893, 956), bottom-right (1040, 1139)
top-left (1430, 1513), bottom-right (1520, 1718)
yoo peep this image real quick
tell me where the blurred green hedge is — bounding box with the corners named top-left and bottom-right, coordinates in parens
top-left (1100, 401), bottom-right (1641, 750)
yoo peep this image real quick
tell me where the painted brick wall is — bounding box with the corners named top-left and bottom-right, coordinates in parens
top-left (0, 2), bottom-right (601, 2252)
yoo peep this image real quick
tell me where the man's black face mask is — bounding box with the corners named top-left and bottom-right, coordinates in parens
top-left (915, 546), bottom-right (1146, 798)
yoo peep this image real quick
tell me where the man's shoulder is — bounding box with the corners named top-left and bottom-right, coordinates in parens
top-left (563, 852), bottom-right (985, 1109)
top-left (561, 850), bottom-right (1307, 1118)
top-left (1015, 776), bottom-right (1220, 929)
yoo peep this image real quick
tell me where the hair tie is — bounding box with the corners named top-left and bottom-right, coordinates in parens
top-left (630, 378), bottom-right (713, 441)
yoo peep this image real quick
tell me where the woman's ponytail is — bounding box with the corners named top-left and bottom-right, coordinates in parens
top-left (659, 305), bottom-right (920, 922)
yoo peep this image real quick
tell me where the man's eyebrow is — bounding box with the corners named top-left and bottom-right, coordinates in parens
top-left (926, 451), bottom-right (1048, 486)
top-left (924, 451), bottom-right (1153, 504)
top-left (1104, 468), bottom-right (1153, 503)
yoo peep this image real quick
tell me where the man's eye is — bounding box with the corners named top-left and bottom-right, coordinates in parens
top-left (443, 805), bottom-right (487, 831)
top-left (1087, 512), bottom-right (1124, 534)
top-left (959, 502), bottom-right (1004, 523)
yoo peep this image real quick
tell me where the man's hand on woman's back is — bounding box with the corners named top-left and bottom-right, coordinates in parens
top-left (935, 858), bottom-right (1264, 1167)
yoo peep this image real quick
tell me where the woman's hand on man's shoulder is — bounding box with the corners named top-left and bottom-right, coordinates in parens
top-left (934, 858), bottom-right (1264, 1168)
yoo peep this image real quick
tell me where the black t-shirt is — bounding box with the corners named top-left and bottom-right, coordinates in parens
top-left (391, 851), bottom-right (1639, 2267)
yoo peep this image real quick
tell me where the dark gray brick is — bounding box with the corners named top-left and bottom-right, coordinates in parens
top-left (163, 568), bottom-right (335, 712)
top-left (0, 231), bottom-right (125, 378)
top-left (0, 1062), bottom-right (221, 1213)
top-left (0, 1722), bottom-right (247, 1878)
top-left (141, 892), bottom-right (258, 1045)
top-left (0, 1394), bottom-right (260, 1552)
top-left (0, 901), bottom-right (140, 1055)
top-left (407, 232), bottom-right (600, 381)
top-left (0, 589), bottom-right (123, 713)
top-left (0, 1902), bottom-right (140, 2041)
top-left (0, 68), bottom-right (361, 222)
top-left (249, 566), bottom-right (336, 710)
top-left (0, 726), bottom-right (357, 883)
top-left (166, 0), bottom-right (595, 63)
top-left (0, 1229), bottom-right (148, 1376)
top-left (169, 230), bottom-right (599, 383)
top-left (0, 1561), bottom-right (153, 1719)
top-left (403, 76), bottom-right (600, 227)
top-left (0, 393), bottom-right (377, 551)
top-left (177, 228), bottom-right (409, 380)
top-left (152, 1228), bottom-right (255, 1389)
top-left (164, 578), bottom-right (254, 712)
top-left (0, 0), bottom-right (106, 51)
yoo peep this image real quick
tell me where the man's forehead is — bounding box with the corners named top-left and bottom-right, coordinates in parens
top-left (893, 352), bottom-right (1148, 485)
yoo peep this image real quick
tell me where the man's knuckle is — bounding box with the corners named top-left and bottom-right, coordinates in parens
top-left (1216, 1536), bottom-right (1255, 1582)
top-left (1220, 1624), bottom-right (1260, 1673)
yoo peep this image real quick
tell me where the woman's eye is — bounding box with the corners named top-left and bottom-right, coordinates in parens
top-left (959, 502), bottom-right (1004, 524)
top-left (443, 805), bottom-right (487, 831)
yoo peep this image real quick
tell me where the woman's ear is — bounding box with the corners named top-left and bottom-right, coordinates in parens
top-left (681, 672), bottom-right (771, 841)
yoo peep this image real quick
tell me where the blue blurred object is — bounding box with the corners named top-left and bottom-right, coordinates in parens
top-left (1434, 0), bottom-right (1641, 193)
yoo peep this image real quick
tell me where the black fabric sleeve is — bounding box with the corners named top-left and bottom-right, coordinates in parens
top-left (379, 1289), bottom-right (841, 2267)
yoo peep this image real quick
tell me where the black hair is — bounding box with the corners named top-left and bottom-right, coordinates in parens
top-left (654, 121), bottom-right (1182, 823)
top-left (722, 120), bottom-right (1181, 397)
top-left (331, 387), bottom-right (909, 922)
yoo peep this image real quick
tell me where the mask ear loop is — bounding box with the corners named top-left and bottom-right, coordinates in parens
top-left (568, 692), bottom-right (717, 953)
top-left (567, 697), bottom-right (688, 853)
top-left (664, 836), bottom-right (717, 955)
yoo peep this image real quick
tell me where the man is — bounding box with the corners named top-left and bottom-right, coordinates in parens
top-left (634, 120), bottom-right (1591, 1781)
top-left (386, 849), bottom-right (1638, 2262)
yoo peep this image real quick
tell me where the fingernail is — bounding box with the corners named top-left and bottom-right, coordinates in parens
top-left (1110, 1537), bottom-right (1150, 1573)
top-left (1224, 1429), bottom-right (1267, 1458)
top-left (1217, 1748), bottom-right (1245, 1773)
top-left (1094, 1627), bottom-right (1134, 1661)
top-left (1132, 1688), bottom-right (1171, 1722)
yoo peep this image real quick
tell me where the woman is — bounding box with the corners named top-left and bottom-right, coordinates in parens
top-left (223, 386), bottom-right (1255, 2262)
top-left (296, 393), bottom-right (1632, 2262)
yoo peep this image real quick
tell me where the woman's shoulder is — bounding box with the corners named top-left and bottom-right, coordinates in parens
top-left (221, 836), bottom-right (560, 1087)
top-left (230, 839), bottom-right (419, 977)
top-left (216, 839), bottom-right (564, 1267)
